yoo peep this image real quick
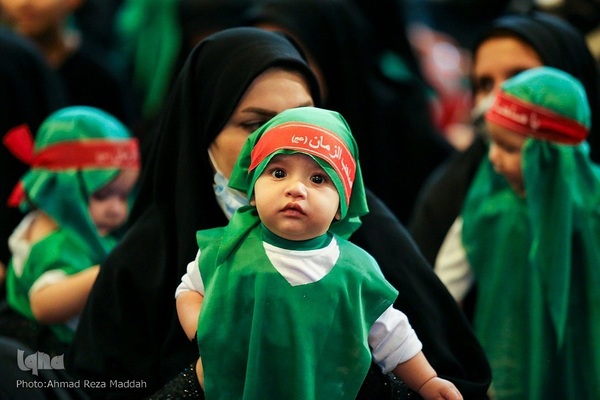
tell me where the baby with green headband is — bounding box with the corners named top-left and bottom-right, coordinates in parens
top-left (0, 106), bottom-right (140, 353)
top-left (175, 107), bottom-right (462, 400)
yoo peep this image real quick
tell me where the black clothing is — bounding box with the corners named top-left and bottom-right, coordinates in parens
top-left (0, 28), bottom-right (68, 269)
top-left (68, 27), bottom-right (321, 399)
top-left (58, 42), bottom-right (137, 128)
top-left (245, 0), bottom-right (455, 224)
top-left (0, 336), bottom-right (89, 400)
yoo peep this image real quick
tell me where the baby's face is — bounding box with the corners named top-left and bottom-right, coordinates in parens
top-left (487, 122), bottom-right (527, 196)
top-left (251, 153), bottom-right (340, 241)
top-left (88, 168), bottom-right (139, 236)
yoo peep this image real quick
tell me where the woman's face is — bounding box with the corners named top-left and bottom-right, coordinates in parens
top-left (209, 67), bottom-right (314, 178)
top-left (471, 36), bottom-right (544, 107)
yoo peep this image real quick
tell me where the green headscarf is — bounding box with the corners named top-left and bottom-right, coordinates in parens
top-left (7, 105), bottom-right (140, 263)
top-left (229, 106), bottom-right (368, 239)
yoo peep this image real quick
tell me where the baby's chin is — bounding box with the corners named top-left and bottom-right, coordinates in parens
top-left (96, 225), bottom-right (120, 237)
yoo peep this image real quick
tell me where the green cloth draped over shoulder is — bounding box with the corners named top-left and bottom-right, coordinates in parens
top-left (462, 139), bottom-right (600, 399)
top-left (6, 229), bottom-right (113, 343)
top-left (195, 207), bottom-right (397, 400)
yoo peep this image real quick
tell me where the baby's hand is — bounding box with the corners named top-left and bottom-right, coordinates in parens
top-left (418, 377), bottom-right (463, 400)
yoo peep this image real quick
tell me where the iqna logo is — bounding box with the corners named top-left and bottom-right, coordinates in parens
top-left (17, 349), bottom-right (64, 376)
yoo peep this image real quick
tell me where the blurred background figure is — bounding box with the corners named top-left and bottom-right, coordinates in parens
top-left (409, 10), bottom-right (600, 319)
top-left (245, 0), bottom-right (454, 224)
top-left (0, 0), bottom-right (137, 128)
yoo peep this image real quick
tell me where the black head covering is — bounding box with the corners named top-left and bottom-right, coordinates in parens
top-left (68, 27), bottom-right (320, 397)
top-left (245, 0), bottom-right (454, 224)
top-left (71, 25), bottom-right (490, 400)
top-left (472, 11), bottom-right (600, 161)
top-left (0, 28), bottom-right (67, 266)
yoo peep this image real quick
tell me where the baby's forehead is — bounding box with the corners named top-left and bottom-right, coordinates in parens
top-left (267, 152), bottom-right (325, 169)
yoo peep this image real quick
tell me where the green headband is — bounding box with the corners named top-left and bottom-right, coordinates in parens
top-left (229, 107), bottom-right (368, 238)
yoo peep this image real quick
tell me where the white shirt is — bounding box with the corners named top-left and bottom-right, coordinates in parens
top-left (434, 216), bottom-right (474, 303)
top-left (176, 236), bottom-right (422, 373)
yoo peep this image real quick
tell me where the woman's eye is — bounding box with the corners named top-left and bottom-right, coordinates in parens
top-left (242, 120), bottom-right (267, 133)
top-left (473, 77), bottom-right (493, 97)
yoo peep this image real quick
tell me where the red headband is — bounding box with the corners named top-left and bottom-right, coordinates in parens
top-left (485, 91), bottom-right (588, 144)
top-left (3, 124), bottom-right (140, 170)
top-left (249, 122), bottom-right (356, 205)
top-left (3, 124), bottom-right (140, 207)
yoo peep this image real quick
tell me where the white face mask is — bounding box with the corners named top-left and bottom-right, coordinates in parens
top-left (208, 149), bottom-right (248, 220)
top-left (471, 93), bottom-right (495, 143)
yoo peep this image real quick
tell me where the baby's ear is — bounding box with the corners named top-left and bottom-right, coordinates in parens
top-left (250, 197), bottom-right (256, 207)
top-left (334, 209), bottom-right (341, 221)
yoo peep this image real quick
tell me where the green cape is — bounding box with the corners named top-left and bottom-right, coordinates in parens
top-left (462, 139), bottom-right (600, 398)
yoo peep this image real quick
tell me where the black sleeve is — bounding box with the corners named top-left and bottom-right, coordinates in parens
top-left (351, 188), bottom-right (491, 399)
top-left (67, 207), bottom-right (197, 399)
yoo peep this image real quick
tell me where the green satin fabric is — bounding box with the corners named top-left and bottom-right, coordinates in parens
top-left (462, 139), bottom-right (600, 399)
top-left (195, 207), bottom-right (397, 399)
top-left (116, 0), bottom-right (181, 119)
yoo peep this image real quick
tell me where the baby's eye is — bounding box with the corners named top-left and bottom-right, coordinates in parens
top-left (497, 142), bottom-right (521, 154)
top-left (311, 174), bottom-right (326, 184)
top-left (92, 191), bottom-right (109, 201)
top-left (271, 169), bottom-right (286, 179)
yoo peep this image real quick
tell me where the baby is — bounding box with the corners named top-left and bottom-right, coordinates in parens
top-left (1, 106), bottom-right (139, 352)
top-left (176, 107), bottom-right (462, 399)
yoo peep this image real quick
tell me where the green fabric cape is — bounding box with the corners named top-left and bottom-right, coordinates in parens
top-left (462, 139), bottom-right (600, 399)
top-left (195, 207), bottom-right (397, 399)
top-left (6, 228), bottom-right (109, 343)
